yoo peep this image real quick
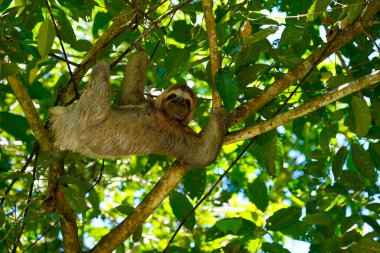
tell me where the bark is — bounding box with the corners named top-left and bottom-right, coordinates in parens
top-left (7, 75), bottom-right (53, 151)
top-left (225, 70), bottom-right (380, 144)
top-left (202, 0), bottom-right (222, 109)
top-left (90, 162), bottom-right (188, 253)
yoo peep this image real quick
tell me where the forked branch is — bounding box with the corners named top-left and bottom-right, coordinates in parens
top-left (225, 70), bottom-right (380, 144)
top-left (228, 0), bottom-right (380, 127)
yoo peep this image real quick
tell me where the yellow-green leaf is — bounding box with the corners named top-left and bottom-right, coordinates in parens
top-left (38, 19), bottom-right (55, 59)
top-left (0, 63), bottom-right (22, 80)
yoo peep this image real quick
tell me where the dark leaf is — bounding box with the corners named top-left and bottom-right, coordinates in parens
top-left (247, 178), bottom-right (269, 212)
top-left (267, 206), bottom-right (302, 231)
top-left (169, 191), bottom-right (195, 231)
top-left (351, 96), bottom-right (371, 138)
top-left (183, 169), bottom-right (206, 200)
top-left (0, 63), bottom-right (22, 80)
top-left (216, 69), bottom-right (239, 111)
top-left (350, 144), bottom-right (375, 179)
top-left (332, 147), bottom-right (347, 179)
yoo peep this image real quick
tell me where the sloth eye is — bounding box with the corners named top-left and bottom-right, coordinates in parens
top-left (185, 99), bottom-right (191, 108)
top-left (167, 94), bottom-right (177, 100)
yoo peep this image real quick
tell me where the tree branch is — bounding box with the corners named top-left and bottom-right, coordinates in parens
top-left (90, 162), bottom-right (188, 253)
top-left (228, 0), bottom-right (380, 127)
top-left (7, 76), bottom-right (53, 151)
top-left (53, 161), bottom-right (81, 253)
top-left (201, 0), bottom-right (222, 109)
top-left (225, 70), bottom-right (380, 144)
top-left (60, 10), bottom-right (139, 104)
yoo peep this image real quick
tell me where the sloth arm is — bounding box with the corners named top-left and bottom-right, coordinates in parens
top-left (75, 61), bottom-right (112, 122)
top-left (119, 51), bottom-right (150, 106)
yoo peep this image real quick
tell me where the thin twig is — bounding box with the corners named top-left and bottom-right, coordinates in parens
top-left (163, 139), bottom-right (255, 252)
top-left (24, 220), bottom-right (59, 252)
top-left (48, 52), bottom-right (80, 67)
top-left (84, 160), bottom-right (105, 195)
top-left (44, 0), bottom-right (78, 98)
top-left (111, 0), bottom-right (196, 68)
top-left (11, 149), bottom-right (40, 253)
top-left (1, 144), bottom-right (39, 205)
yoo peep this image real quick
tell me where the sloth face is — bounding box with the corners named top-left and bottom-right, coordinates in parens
top-left (156, 85), bottom-right (196, 123)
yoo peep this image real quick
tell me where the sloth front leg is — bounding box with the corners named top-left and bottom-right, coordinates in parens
top-left (119, 51), bottom-right (150, 106)
top-left (76, 61), bottom-right (112, 121)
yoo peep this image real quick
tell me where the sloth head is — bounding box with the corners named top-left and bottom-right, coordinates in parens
top-left (155, 85), bottom-right (196, 124)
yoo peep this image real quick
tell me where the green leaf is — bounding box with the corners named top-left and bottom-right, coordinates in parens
top-left (171, 20), bottom-right (192, 43)
top-left (267, 206), bottom-right (302, 231)
top-left (0, 0), bottom-right (12, 12)
top-left (183, 169), bottom-right (206, 200)
top-left (362, 215), bottom-right (380, 233)
top-left (0, 63), bottom-right (22, 80)
top-left (71, 39), bottom-right (92, 52)
top-left (0, 171), bottom-right (32, 183)
top-left (216, 69), bottom-right (239, 112)
top-left (206, 217), bottom-right (256, 241)
top-left (93, 11), bottom-right (112, 37)
top-left (350, 144), bottom-right (375, 179)
top-left (0, 205), bottom-right (5, 227)
top-left (57, 13), bottom-right (76, 44)
top-left (319, 127), bottom-right (335, 154)
top-left (132, 225), bottom-right (143, 243)
top-left (369, 143), bottom-right (380, 169)
top-left (235, 45), bottom-right (261, 73)
top-left (251, 131), bottom-right (280, 176)
top-left (247, 178), bottom-right (269, 212)
top-left (279, 26), bottom-right (304, 47)
top-left (236, 64), bottom-right (268, 87)
top-left (0, 112), bottom-right (33, 142)
top-left (303, 213), bottom-right (332, 228)
top-left (169, 191), bottom-right (195, 231)
top-left (349, 238), bottom-right (380, 253)
top-left (326, 75), bottom-right (352, 89)
top-left (341, 230), bottom-right (361, 247)
top-left (332, 147), bottom-right (347, 179)
top-left (339, 171), bottom-right (363, 188)
top-left (64, 187), bottom-right (89, 213)
top-left (307, 0), bottom-right (331, 21)
top-left (351, 96), bottom-right (371, 138)
top-left (37, 19), bottom-right (55, 58)
top-left (115, 205), bottom-right (134, 215)
top-left (215, 218), bottom-right (243, 234)
top-left (242, 26), bottom-right (278, 46)
top-left (262, 242), bottom-right (291, 253)
top-left (372, 97), bottom-right (380, 127)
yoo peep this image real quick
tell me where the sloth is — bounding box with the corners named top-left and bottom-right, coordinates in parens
top-left (49, 51), bottom-right (226, 168)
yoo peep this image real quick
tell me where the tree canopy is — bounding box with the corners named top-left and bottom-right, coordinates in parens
top-left (1, 0), bottom-right (380, 252)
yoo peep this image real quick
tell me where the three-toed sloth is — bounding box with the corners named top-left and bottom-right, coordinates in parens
top-left (49, 51), bottom-right (226, 168)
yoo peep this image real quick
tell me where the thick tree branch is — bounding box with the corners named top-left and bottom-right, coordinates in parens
top-left (7, 76), bottom-right (53, 151)
top-left (228, 0), bottom-right (380, 126)
top-left (52, 162), bottom-right (81, 253)
top-left (225, 70), bottom-right (380, 144)
top-left (201, 0), bottom-right (222, 109)
top-left (90, 162), bottom-right (188, 253)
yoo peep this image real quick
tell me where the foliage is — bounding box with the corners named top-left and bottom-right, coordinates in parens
top-left (0, 0), bottom-right (379, 252)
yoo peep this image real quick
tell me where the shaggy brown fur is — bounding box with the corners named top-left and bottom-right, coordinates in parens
top-left (49, 51), bottom-right (225, 168)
